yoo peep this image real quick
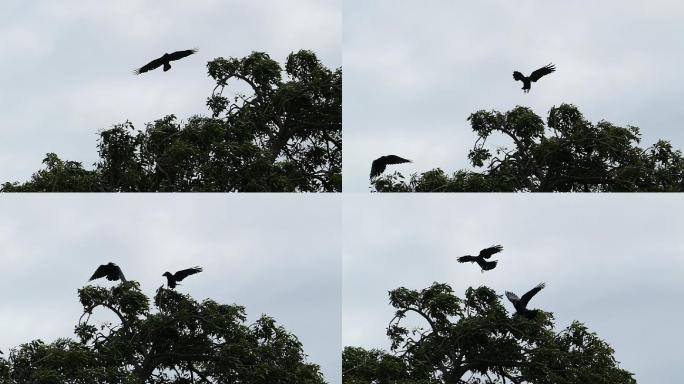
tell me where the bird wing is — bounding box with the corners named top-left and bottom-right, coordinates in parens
top-left (115, 265), bottom-right (127, 282)
top-left (174, 266), bottom-right (203, 281)
top-left (369, 159), bottom-right (386, 179)
top-left (512, 71), bottom-right (525, 81)
top-left (505, 291), bottom-right (520, 304)
top-left (479, 245), bottom-right (503, 259)
top-left (134, 56), bottom-right (167, 74)
top-left (382, 155), bottom-right (412, 165)
top-left (167, 49), bottom-right (198, 61)
top-left (477, 259), bottom-right (497, 271)
top-left (89, 265), bottom-right (109, 281)
top-left (519, 282), bottom-right (545, 307)
top-left (529, 64), bottom-right (556, 82)
top-left (457, 255), bottom-right (478, 263)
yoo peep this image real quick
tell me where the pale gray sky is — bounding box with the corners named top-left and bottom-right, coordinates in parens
top-left (343, 195), bottom-right (684, 384)
top-left (344, 0), bottom-right (684, 191)
top-left (0, 0), bottom-right (341, 184)
top-left (0, 195), bottom-right (341, 384)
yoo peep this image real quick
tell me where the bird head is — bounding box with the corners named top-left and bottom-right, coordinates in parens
top-left (162, 272), bottom-right (172, 278)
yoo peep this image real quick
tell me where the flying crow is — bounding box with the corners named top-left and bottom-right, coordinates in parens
top-left (457, 245), bottom-right (503, 272)
top-left (506, 282), bottom-right (546, 319)
top-left (512, 63), bottom-right (556, 93)
top-left (370, 155), bottom-right (412, 179)
top-left (163, 267), bottom-right (203, 289)
top-left (89, 262), bottom-right (126, 282)
top-left (134, 48), bottom-right (198, 75)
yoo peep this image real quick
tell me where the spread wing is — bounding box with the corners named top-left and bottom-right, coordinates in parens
top-left (174, 266), bottom-right (203, 281)
top-left (134, 56), bottom-right (166, 75)
top-left (115, 265), bottom-right (127, 282)
top-left (512, 71), bottom-right (525, 81)
top-left (505, 291), bottom-right (520, 304)
top-left (370, 155), bottom-right (411, 179)
top-left (529, 64), bottom-right (556, 82)
top-left (479, 245), bottom-right (503, 259)
top-left (89, 265), bottom-right (109, 281)
top-left (457, 255), bottom-right (478, 263)
top-left (519, 282), bottom-right (545, 307)
top-left (168, 48), bottom-right (198, 61)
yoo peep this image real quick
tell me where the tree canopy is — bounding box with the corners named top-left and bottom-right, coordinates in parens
top-left (372, 104), bottom-right (684, 192)
top-left (2, 50), bottom-right (341, 192)
top-left (343, 283), bottom-right (635, 384)
top-left (0, 282), bottom-right (325, 384)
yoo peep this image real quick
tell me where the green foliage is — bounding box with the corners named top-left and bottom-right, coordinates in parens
top-left (373, 104), bottom-right (684, 192)
top-left (2, 50), bottom-right (341, 192)
top-left (0, 282), bottom-right (324, 384)
top-left (343, 283), bottom-right (635, 384)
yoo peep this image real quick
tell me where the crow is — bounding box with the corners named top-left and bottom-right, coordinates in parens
top-left (512, 63), bottom-right (556, 93)
top-left (370, 155), bottom-right (412, 179)
top-left (89, 262), bottom-right (126, 282)
top-left (457, 245), bottom-right (503, 272)
top-left (134, 48), bottom-right (198, 75)
top-left (163, 267), bottom-right (203, 289)
top-left (506, 282), bottom-right (546, 319)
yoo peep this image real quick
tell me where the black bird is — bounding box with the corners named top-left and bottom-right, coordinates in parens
top-left (163, 267), bottom-right (203, 289)
top-left (134, 48), bottom-right (198, 75)
top-left (370, 155), bottom-right (412, 179)
top-left (506, 282), bottom-right (546, 319)
top-left (89, 262), bottom-right (126, 282)
top-left (457, 245), bottom-right (503, 272)
top-left (512, 63), bottom-right (556, 93)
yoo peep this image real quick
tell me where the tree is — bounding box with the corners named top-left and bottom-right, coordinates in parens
top-left (372, 104), bottom-right (684, 192)
top-left (2, 50), bottom-right (341, 192)
top-left (343, 283), bottom-right (636, 384)
top-left (0, 282), bottom-right (325, 384)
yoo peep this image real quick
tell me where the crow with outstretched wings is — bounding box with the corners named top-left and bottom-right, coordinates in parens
top-left (457, 245), bottom-right (503, 272)
top-left (370, 155), bottom-right (412, 179)
top-left (163, 266), bottom-right (203, 288)
top-left (513, 63), bottom-right (556, 93)
top-left (134, 48), bottom-right (198, 75)
top-left (89, 262), bottom-right (126, 282)
top-left (506, 282), bottom-right (546, 319)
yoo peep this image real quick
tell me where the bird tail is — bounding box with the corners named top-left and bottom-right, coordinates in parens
top-left (163, 62), bottom-right (171, 72)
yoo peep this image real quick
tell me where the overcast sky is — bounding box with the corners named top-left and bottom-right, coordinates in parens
top-left (0, 195), bottom-right (341, 384)
top-left (343, 0), bottom-right (684, 191)
top-left (0, 0), bottom-right (341, 184)
top-left (343, 195), bottom-right (684, 384)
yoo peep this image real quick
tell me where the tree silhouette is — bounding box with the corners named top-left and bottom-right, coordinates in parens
top-left (0, 282), bottom-right (325, 383)
top-left (343, 283), bottom-right (635, 384)
top-left (372, 104), bottom-right (684, 192)
top-left (2, 50), bottom-right (341, 192)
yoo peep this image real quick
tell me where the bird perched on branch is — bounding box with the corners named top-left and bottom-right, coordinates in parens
top-left (134, 48), bottom-right (198, 74)
top-left (89, 262), bottom-right (126, 282)
top-left (512, 63), bottom-right (556, 93)
top-left (163, 267), bottom-right (203, 289)
top-left (506, 282), bottom-right (546, 319)
top-left (457, 245), bottom-right (503, 272)
top-left (370, 155), bottom-right (412, 179)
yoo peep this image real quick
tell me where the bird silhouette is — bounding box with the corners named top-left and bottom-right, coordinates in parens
top-left (163, 266), bottom-right (203, 289)
top-left (134, 48), bottom-right (198, 75)
top-left (457, 245), bottom-right (503, 272)
top-left (370, 155), bottom-right (412, 179)
top-left (512, 63), bottom-right (556, 93)
top-left (506, 282), bottom-right (545, 319)
top-left (89, 262), bottom-right (126, 282)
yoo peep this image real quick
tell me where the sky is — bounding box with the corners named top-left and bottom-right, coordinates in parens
top-left (343, 194), bottom-right (684, 384)
top-left (0, 195), bottom-right (342, 384)
top-left (343, 0), bottom-right (684, 191)
top-left (0, 0), bottom-right (341, 184)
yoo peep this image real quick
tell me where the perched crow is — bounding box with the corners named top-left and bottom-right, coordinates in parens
top-left (89, 262), bottom-right (126, 282)
top-left (163, 266), bottom-right (203, 289)
top-left (457, 245), bottom-right (503, 272)
top-left (370, 155), bottom-right (412, 179)
top-left (134, 48), bottom-right (198, 74)
top-left (512, 63), bottom-right (556, 93)
top-left (506, 282), bottom-right (546, 319)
